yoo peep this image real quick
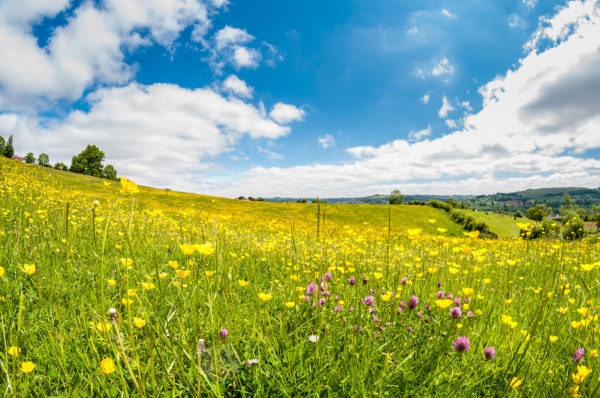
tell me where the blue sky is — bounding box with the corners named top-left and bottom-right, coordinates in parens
top-left (1, 0), bottom-right (600, 197)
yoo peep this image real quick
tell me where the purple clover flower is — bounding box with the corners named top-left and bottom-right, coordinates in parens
top-left (484, 346), bottom-right (495, 360)
top-left (452, 336), bottom-right (470, 352)
top-left (573, 348), bottom-right (585, 362)
top-left (363, 295), bottom-right (374, 306)
top-left (408, 296), bottom-right (419, 310)
top-left (450, 306), bottom-right (462, 319)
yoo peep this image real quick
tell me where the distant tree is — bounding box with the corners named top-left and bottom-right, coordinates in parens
top-left (70, 145), bottom-right (105, 177)
top-left (37, 153), bottom-right (50, 167)
top-left (525, 204), bottom-right (546, 222)
top-left (559, 193), bottom-right (578, 222)
top-left (25, 152), bottom-right (35, 164)
top-left (54, 162), bottom-right (68, 171)
top-left (0, 136), bottom-right (5, 155)
top-left (389, 189), bottom-right (405, 205)
top-left (593, 205), bottom-right (600, 229)
top-left (257, 197), bottom-right (264, 202)
top-left (103, 164), bottom-right (118, 180)
top-left (4, 135), bottom-right (14, 158)
top-left (514, 210), bottom-right (523, 219)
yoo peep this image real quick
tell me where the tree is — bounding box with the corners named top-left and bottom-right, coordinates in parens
top-left (0, 136), bottom-right (5, 155)
top-left (389, 189), bottom-right (405, 205)
top-left (70, 145), bottom-right (105, 177)
top-left (103, 164), bottom-right (118, 180)
top-left (37, 153), bottom-right (50, 167)
top-left (25, 152), bottom-right (35, 164)
top-left (54, 162), bottom-right (68, 171)
top-left (559, 193), bottom-right (578, 222)
top-left (525, 204), bottom-right (546, 222)
top-left (4, 135), bottom-right (14, 158)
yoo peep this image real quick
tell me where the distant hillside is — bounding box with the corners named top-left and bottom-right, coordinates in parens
top-left (266, 187), bottom-right (600, 212)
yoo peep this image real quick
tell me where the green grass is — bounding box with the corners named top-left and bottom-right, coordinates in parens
top-left (1, 157), bottom-right (600, 397)
top-left (460, 209), bottom-right (530, 237)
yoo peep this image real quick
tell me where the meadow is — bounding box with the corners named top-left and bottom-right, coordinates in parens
top-left (1, 157), bottom-right (599, 397)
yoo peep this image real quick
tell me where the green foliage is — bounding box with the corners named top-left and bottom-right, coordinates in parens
top-left (53, 162), bottom-right (68, 171)
top-left (520, 219), bottom-right (560, 240)
top-left (70, 145), bottom-right (105, 177)
top-left (25, 152), bottom-right (35, 164)
top-left (3, 134), bottom-right (14, 158)
top-left (562, 217), bottom-right (585, 240)
top-left (102, 164), bottom-right (118, 180)
top-left (389, 189), bottom-right (405, 205)
top-left (514, 211), bottom-right (523, 218)
top-left (0, 135), bottom-right (4, 155)
top-left (525, 204), bottom-right (546, 222)
top-left (37, 153), bottom-right (50, 167)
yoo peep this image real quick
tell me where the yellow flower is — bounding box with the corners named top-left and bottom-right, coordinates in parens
top-left (141, 282), bottom-right (155, 290)
top-left (127, 289), bottom-right (137, 297)
top-left (258, 293), bottom-right (272, 302)
top-left (96, 322), bottom-right (111, 332)
top-left (21, 361), bottom-right (35, 373)
top-left (121, 298), bottom-right (132, 305)
top-left (381, 292), bottom-right (392, 302)
top-left (8, 346), bottom-right (20, 357)
top-left (285, 302), bottom-right (295, 308)
top-left (572, 365), bottom-right (592, 384)
top-left (449, 267), bottom-right (459, 274)
top-left (238, 280), bottom-right (249, 287)
top-left (120, 258), bottom-right (133, 267)
top-left (133, 317), bottom-right (147, 328)
top-left (580, 263), bottom-right (595, 272)
top-left (0, 266), bottom-right (4, 277)
top-left (176, 270), bottom-right (191, 279)
top-left (20, 264), bottom-right (36, 275)
top-left (100, 357), bottom-right (116, 375)
top-left (436, 228), bottom-right (447, 234)
top-left (462, 288), bottom-right (474, 297)
top-left (509, 377), bottom-right (522, 389)
top-left (180, 244), bottom-right (196, 255)
top-left (373, 272), bottom-right (383, 280)
top-left (205, 270), bottom-right (215, 277)
top-left (407, 228), bottom-right (422, 236)
top-left (549, 335), bottom-right (558, 343)
top-left (195, 242), bottom-right (215, 256)
top-left (435, 299), bottom-right (453, 309)
top-left (107, 279), bottom-right (116, 286)
top-left (120, 177), bottom-right (139, 194)
top-left (168, 260), bottom-right (180, 269)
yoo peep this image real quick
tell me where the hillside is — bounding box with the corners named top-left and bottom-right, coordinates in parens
top-left (0, 157), bottom-right (464, 237)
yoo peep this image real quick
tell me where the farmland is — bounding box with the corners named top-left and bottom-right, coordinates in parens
top-left (1, 157), bottom-right (599, 396)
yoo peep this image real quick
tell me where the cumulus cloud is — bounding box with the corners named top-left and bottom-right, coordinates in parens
top-left (3, 83), bottom-right (292, 190)
top-left (269, 103), bottom-right (305, 124)
top-left (441, 9), bottom-right (456, 18)
top-left (222, 74), bottom-right (253, 98)
top-left (415, 57), bottom-right (454, 79)
top-left (191, 0), bottom-right (600, 197)
top-left (318, 134), bottom-right (336, 148)
top-left (0, 0), bottom-right (221, 109)
top-left (420, 94), bottom-right (430, 104)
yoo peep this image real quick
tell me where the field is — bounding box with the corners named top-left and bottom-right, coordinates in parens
top-left (1, 157), bottom-right (600, 397)
top-left (460, 210), bottom-right (530, 237)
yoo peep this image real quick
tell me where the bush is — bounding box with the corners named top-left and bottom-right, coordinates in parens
top-left (562, 218), bottom-right (585, 240)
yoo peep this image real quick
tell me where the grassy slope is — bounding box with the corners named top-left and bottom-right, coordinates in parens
top-left (460, 209), bottom-right (530, 237)
top-left (2, 157), bottom-right (465, 237)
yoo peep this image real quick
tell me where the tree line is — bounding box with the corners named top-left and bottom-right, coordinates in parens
top-left (0, 134), bottom-right (117, 181)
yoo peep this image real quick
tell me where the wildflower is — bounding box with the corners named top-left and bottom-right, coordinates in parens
top-left (309, 335), bottom-right (319, 343)
top-left (573, 348), bottom-right (584, 362)
top-left (348, 277), bottom-right (356, 285)
top-left (238, 279), bottom-right (249, 287)
top-left (452, 336), bottom-right (470, 352)
top-left (362, 276), bottom-right (368, 284)
top-left (20, 264), bottom-right (36, 275)
top-left (373, 315), bottom-right (379, 322)
top-left (220, 328), bottom-right (228, 340)
top-left (8, 346), bottom-right (20, 357)
top-left (373, 272), bottom-right (383, 280)
top-left (258, 293), bottom-right (272, 302)
top-left (100, 357), bottom-right (116, 374)
top-left (401, 277), bottom-right (407, 285)
top-left (120, 258), bottom-right (133, 267)
top-left (285, 301), bottom-right (295, 308)
top-left (363, 295), bottom-right (374, 306)
top-left (319, 298), bottom-right (326, 306)
top-left (484, 346), bottom-right (495, 360)
top-left (107, 279), bottom-right (116, 286)
top-left (120, 177), bottom-right (139, 194)
top-left (96, 322), bottom-right (111, 332)
top-left (195, 242), bottom-right (215, 255)
top-left (462, 288), bottom-right (474, 296)
top-left (509, 377), bottom-right (522, 389)
top-left (549, 336), bottom-right (558, 343)
top-left (176, 270), bottom-right (191, 279)
top-left (245, 359), bottom-right (259, 367)
top-left (0, 266), bottom-right (4, 277)
top-left (306, 282), bottom-right (316, 296)
top-left (133, 317), bottom-right (147, 328)
top-left (450, 306), bottom-right (462, 319)
top-left (381, 292), bottom-right (392, 302)
top-left (168, 260), bottom-right (179, 269)
top-left (435, 299), bottom-right (453, 309)
top-left (141, 281), bottom-right (155, 290)
top-left (179, 244), bottom-right (195, 255)
top-left (408, 296), bottom-right (418, 310)
top-left (20, 361), bottom-right (35, 373)
top-left (572, 365), bottom-right (592, 384)
top-left (437, 291), bottom-right (445, 299)
top-left (325, 272), bottom-right (332, 281)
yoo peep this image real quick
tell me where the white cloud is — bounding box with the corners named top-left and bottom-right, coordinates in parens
top-left (318, 134), bottom-right (336, 148)
top-left (257, 146), bottom-right (284, 160)
top-left (214, 25), bottom-right (254, 50)
top-left (232, 46), bottom-right (261, 69)
top-left (508, 13), bottom-right (522, 29)
top-left (408, 126), bottom-right (431, 142)
top-left (523, 0), bottom-right (537, 8)
top-left (432, 58), bottom-right (454, 76)
top-left (438, 96), bottom-right (455, 118)
top-left (0, 0), bottom-right (221, 109)
top-left (420, 94), bottom-right (430, 104)
top-left (441, 9), bottom-right (456, 18)
top-left (269, 103), bottom-right (305, 124)
top-left (222, 75), bottom-right (254, 98)
top-left (445, 119), bottom-right (457, 128)
top-left (3, 83), bottom-right (293, 190)
top-left (189, 0), bottom-right (600, 197)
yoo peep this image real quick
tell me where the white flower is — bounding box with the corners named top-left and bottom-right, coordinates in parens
top-left (309, 335), bottom-right (319, 343)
